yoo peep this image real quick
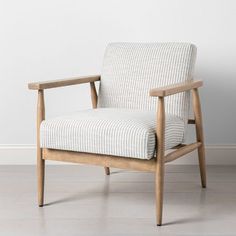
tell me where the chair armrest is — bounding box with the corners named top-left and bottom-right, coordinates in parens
top-left (28, 75), bottom-right (100, 90)
top-left (149, 80), bottom-right (203, 97)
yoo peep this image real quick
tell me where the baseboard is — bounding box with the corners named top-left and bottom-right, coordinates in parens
top-left (171, 145), bottom-right (236, 165)
top-left (0, 145), bottom-right (63, 165)
top-left (0, 144), bottom-right (235, 165)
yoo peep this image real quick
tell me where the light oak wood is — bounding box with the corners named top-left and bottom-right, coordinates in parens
top-left (37, 90), bottom-right (45, 207)
top-left (150, 80), bottom-right (203, 97)
top-left (192, 88), bottom-right (207, 188)
top-left (156, 97), bottom-right (165, 226)
top-left (90, 82), bottom-right (110, 175)
top-left (90, 82), bottom-right (98, 109)
top-left (43, 149), bottom-right (156, 172)
top-left (171, 144), bottom-right (187, 149)
top-left (165, 142), bottom-right (202, 163)
top-left (28, 75), bottom-right (100, 90)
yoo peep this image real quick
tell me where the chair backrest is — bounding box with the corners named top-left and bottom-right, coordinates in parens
top-left (98, 43), bottom-right (197, 123)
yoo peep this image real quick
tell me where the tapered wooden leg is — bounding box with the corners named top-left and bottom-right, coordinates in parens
top-left (37, 90), bottom-right (45, 206)
top-left (192, 88), bottom-right (207, 188)
top-left (156, 158), bottom-right (165, 226)
top-left (104, 167), bottom-right (110, 175)
top-left (197, 145), bottom-right (206, 188)
top-left (156, 97), bottom-right (165, 226)
top-left (37, 150), bottom-right (45, 207)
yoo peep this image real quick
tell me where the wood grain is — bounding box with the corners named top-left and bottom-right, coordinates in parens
top-left (28, 75), bottom-right (100, 90)
top-left (90, 82), bottom-right (98, 109)
top-left (37, 90), bottom-right (45, 207)
top-left (43, 149), bottom-right (156, 172)
top-left (156, 97), bottom-right (165, 226)
top-left (150, 80), bottom-right (203, 97)
top-left (165, 142), bottom-right (202, 163)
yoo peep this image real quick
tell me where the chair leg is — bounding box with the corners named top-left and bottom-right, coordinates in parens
top-left (155, 97), bottom-right (165, 226)
top-left (37, 90), bottom-right (45, 206)
top-left (37, 150), bottom-right (45, 207)
top-left (197, 144), bottom-right (206, 188)
top-left (192, 88), bottom-right (207, 188)
top-left (104, 167), bottom-right (110, 175)
top-left (156, 160), bottom-right (165, 226)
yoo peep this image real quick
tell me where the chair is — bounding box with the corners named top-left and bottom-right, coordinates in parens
top-left (28, 43), bottom-right (206, 226)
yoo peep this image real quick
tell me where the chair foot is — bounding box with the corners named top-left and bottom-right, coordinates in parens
top-left (37, 158), bottom-right (45, 209)
top-left (155, 160), bottom-right (164, 227)
top-left (198, 145), bottom-right (207, 188)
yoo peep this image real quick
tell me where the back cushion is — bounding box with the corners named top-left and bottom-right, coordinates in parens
top-left (98, 43), bottom-right (197, 122)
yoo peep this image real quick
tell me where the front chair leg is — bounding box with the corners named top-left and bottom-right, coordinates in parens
top-left (156, 159), bottom-right (165, 226)
top-left (156, 96), bottom-right (165, 226)
top-left (37, 150), bottom-right (45, 207)
top-left (37, 90), bottom-right (45, 206)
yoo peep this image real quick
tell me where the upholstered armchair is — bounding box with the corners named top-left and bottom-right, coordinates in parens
top-left (28, 43), bottom-right (206, 226)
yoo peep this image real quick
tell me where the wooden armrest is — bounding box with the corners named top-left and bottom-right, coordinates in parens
top-left (149, 80), bottom-right (203, 97)
top-left (28, 75), bottom-right (100, 90)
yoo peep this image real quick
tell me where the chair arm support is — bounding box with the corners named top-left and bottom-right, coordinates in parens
top-left (28, 75), bottom-right (100, 90)
top-left (149, 80), bottom-right (203, 97)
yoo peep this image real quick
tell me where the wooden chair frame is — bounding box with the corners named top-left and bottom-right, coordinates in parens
top-left (28, 75), bottom-right (206, 226)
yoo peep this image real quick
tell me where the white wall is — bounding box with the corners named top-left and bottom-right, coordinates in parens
top-left (0, 0), bottom-right (236, 163)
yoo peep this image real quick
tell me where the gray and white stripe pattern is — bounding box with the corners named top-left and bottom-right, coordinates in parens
top-left (40, 108), bottom-right (185, 160)
top-left (40, 43), bottom-right (196, 159)
top-left (98, 43), bottom-right (196, 130)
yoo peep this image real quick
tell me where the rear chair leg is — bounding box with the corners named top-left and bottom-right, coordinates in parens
top-left (104, 167), bottom-right (110, 175)
top-left (197, 145), bottom-right (206, 188)
top-left (192, 88), bottom-right (207, 188)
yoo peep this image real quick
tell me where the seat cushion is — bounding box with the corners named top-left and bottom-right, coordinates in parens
top-left (40, 108), bottom-right (185, 160)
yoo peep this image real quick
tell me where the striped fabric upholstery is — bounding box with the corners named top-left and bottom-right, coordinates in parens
top-left (40, 108), bottom-right (185, 160)
top-left (40, 43), bottom-right (197, 159)
top-left (98, 43), bottom-right (196, 127)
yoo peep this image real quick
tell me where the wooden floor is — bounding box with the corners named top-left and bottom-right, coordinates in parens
top-left (0, 165), bottom-right (236, 235)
